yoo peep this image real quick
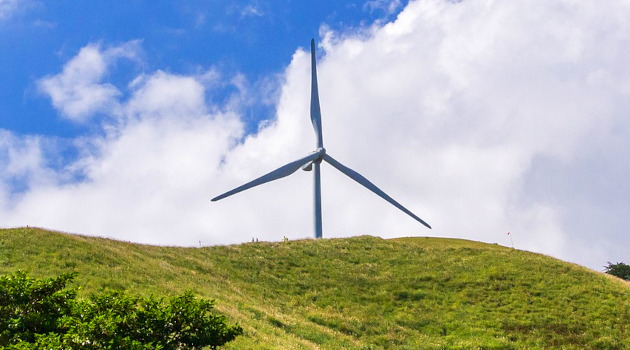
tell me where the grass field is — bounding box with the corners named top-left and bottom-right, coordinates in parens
top-left (1, 227), bottom-right (628, 349)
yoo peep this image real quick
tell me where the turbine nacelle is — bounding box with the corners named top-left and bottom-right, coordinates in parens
top-left (301, 162), bottom-right (313, 171)
top-left (212, 39), bottom-right (431, 238)
top-left (301, 148), bottom-right (326, 171)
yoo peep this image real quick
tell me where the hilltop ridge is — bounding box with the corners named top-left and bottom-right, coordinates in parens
top-left (1, 227), bottom-right (628, 349)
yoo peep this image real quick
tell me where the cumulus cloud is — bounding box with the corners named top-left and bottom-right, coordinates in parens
top-left (4, 67), bottom-right (245, 242)
top-left (2, 0), bottom-right (630, 270)
top-left (37, 41), bottom-right (142, 123)
top-left (0, 131), bottom-right (55, 204)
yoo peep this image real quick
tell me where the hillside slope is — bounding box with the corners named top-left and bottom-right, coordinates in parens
top-left (1, 227), bottom-right (628, 349)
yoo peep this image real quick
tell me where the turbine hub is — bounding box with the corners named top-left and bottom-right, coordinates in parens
top-left (315, 147), bottom-right (326, 163)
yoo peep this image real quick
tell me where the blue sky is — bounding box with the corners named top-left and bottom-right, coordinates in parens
top-left (1, 0), bottom-right (629, 271)
top-left (1, 0), bottom-right (402, 137)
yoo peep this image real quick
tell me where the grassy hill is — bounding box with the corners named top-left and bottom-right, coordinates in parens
top-left (0, 227), bottom-right (628, 349)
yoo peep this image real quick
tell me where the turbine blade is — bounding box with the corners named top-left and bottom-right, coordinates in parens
top-left (310, 39), bottom-right (324, 148)
top-left (323, 154), bottom-right (432, 229)
top-left (212, 152), bottom-right (322, 202)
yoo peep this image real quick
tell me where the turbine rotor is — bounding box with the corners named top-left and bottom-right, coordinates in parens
top-left (212, 39), bottom-right (431, 238)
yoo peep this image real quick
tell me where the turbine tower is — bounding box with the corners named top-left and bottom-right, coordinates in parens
top-left (212, 39), bottom-right (431, 238)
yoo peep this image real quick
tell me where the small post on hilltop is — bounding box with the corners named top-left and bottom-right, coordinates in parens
top-left (507, 232), bottom-right (514, 249)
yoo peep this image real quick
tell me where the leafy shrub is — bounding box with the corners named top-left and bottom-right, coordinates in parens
top-left (604, 262), bottom-right (630, 281)
top-left (0, 271), bottom-right (76, 346)
top-left (0, 271), bottom-right (242, 349)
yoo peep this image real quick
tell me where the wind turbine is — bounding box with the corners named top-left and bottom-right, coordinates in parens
top-left (212, 39), bottom-right (431, 238)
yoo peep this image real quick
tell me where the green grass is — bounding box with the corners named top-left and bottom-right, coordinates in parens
top-left (1, 227), bottom-right (628, 349)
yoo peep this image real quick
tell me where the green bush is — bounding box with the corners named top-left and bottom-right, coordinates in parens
top-left (0, 271), bottom-right (76, 346)
top-left (604, 261), bottom-right (630, 281)
top-left (0, 272), bottom-right (242, 349)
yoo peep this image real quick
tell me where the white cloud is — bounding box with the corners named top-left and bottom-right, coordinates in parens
top-left (5, 68), bottom-right (245, 243)
top-left (364, 0), bottom-right (403, 16)
top-left (126, 71), bottom-right (207, 120)
top-left (2, 0), bottom-right (630, 270)
top-left (0, 130), bottom-right (62, 212)
top-left (37, 41), bottom-right (141, 123)
top-left (0, 0), bottom-right (21, 21)
top-left (241, 4), bottom-right (263, 18)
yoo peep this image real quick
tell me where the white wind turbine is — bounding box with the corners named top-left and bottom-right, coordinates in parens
top-left (212, 39), bottom-right (431, 238)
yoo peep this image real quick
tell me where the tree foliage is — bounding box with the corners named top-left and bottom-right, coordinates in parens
top-left (0, 271), bottom-right (242, 349)
top-left (604, 261), bottom-right (630, 281)
top-left (0, 271), bottom-right (76, 346)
